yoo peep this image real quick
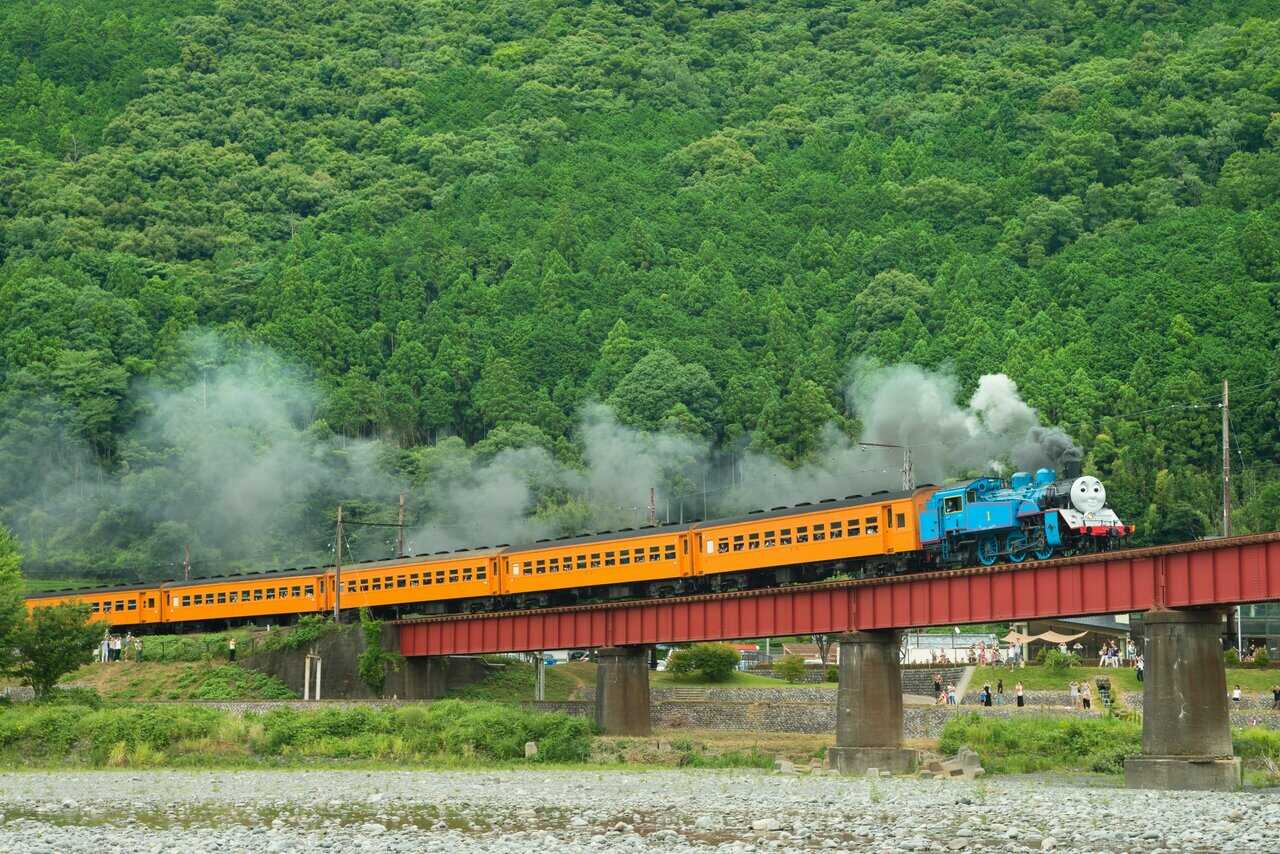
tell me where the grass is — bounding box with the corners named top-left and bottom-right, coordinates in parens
top-left (972, 664), bottom-right (1280, 694)
top-left (22, 576), bottom-right (99, 594)
top-left (69, 662), bottom-right (295, 701)
top-left (651, 670), bottom-right (834, 688)
top-left (942, 714), bottom-right (1280, 780)
top-left (449, 659), bottom-right (587, 703)
top-left (0, 700), bottom-right (592, 768)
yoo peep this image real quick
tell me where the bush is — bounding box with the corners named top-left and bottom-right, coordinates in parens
top-left (1226, 648), bottom-right (1241, 666)
top-left (774, 655), bottom-right (806, 684)
top-left (667, 643), bottom-right (739, 682)
top-left (1253, 649), bottom-right (1270, 668)
top-left (260, 615), bottom-right (338, 653)
top-left (356, 609), bottom-right (399, 695)
top-left (1037, 648), bottom-right (1078, 674)
top-left (826, 665), bottom-right (839, 683)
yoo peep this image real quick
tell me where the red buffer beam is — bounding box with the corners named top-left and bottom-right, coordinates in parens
top-left (396, 533), bottom-right (1280, 657)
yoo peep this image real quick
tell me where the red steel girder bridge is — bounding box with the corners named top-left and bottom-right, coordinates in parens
top-left (395, 532), bottom-right (1280, 656)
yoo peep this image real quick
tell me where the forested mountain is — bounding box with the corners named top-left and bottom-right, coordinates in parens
top-left (1, 0), bottom-right (1278, 582)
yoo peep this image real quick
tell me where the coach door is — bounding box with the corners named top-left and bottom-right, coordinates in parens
top-left (882, 505), bottom-right (894, 553)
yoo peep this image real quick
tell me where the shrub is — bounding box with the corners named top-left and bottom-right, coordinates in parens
top-left (1226, 648), bottom-right (1241, 666)
top-left (826, 665), bottom-right (839, 683)
top-left (667, 643), bottom-right (739, 682)
top-left (356, 609), bottom-right (399, 695)
top-left (774, 655), bottom-right (806, 684)
top-left (261, 615), bottom-right (338, 652)
top-left (1037, 648), bottom-right (1078, 675)
top-left (1254, 649), bottom-right (1270, 668)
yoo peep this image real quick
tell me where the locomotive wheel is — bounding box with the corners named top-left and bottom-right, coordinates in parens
top-left (976, 535), bottom-right (999, 566)
top-left (1033, 544), bottom-right (1054, 561)
top-left (1005, 531), bottom-right (1028, 563)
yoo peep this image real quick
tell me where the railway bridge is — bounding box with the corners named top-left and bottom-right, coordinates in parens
top-left (394, 532), bottom-right (1280, 790)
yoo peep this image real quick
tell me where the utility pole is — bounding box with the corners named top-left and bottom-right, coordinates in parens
top-left (183, 544), bottom-right (190, 582)
top-left (396, 492), bottom-right (406, 558)
top-left (1222, 379), bottom-right (1243, 653)
top-left (858, 440), bottom-right (914, 490)
top-left (648, 487), bottom-right (657, 526)
top-left (1222, 379), bottom-right (1230, 539)
top-left (334, 504), bottom-right (344, 623)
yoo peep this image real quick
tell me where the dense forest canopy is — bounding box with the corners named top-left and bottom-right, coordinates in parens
top-left (1, 0), bottom-right (1278, 583)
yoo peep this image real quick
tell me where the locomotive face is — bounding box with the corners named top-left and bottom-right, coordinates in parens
top-left (1070, 476), bottom-right (1107, 514)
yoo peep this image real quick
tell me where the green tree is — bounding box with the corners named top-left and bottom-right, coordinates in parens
top-left (0, 526), bottom-right (25, 675)
top-left (10, 602), bottom-right (102, 698)
top-left (774, 654), bottom-right (807, 684)
top-left (667, 643), bottom-right (740, 682)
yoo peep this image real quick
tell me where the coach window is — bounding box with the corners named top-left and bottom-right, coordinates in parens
top-left (550, 557), bottom-right (560, 572)
top-left (218, 592), bottom-right (227, 604)
top-left (372, 578), bottom-right (382, 591)
top-left (266, 588), bottom-right (276, 600)
top-left (435, 571), bottom-right (444, 584)
top-left (865, 515), bottom-right (878, 535)
top-left (605, 551), bottom-right (616, 567)
top-left (253, 589), bottom-right (263, 601)
top-left (182, 596), bottom-right (191, 607)
top-left (849, 518), bottom-right (860, 536)
top-left (243, 589), bottom-right (251, 600)
top-left (896, 512), bottom-right (907, 528)
top-left (780, 528), bottom-right (792, 546)
top-left (943, 495), bottom-right (963, 514)
top-left (410, 573), bottom-right (420, 587)
top-left (477, 565), bottom-right (487, 580)
top-left (360, 579), bottom-right (369, 591)
top-left (664, 545), bottom-right (676, 560)
top-left (813, 523), bottom-right (825, 541)
top-left (634, 548), bottom-right (645, 563)
top-left (830, 520), bottom-right (843, 539)
top-left (717, 537), bottom-right (729, 553)
top-left (279, 587), bottom-right (288, 598)
top-left (748, 533), bottom-right (760, 550)
top-left (91, 602), bottom-right (101, 612)
top-left (463, 568), bottom-right (473, 582)
top-left (384, 576), bottom-right (393, 588)
top-left (649, 546), bottom-right (660, 561)
top-left (147, 598), bottom-right (155, 609)
top-left (591, 553), bottom-right (602, 568)
top-left (536, 559), bottom-right (546, 574)
top-left (449, 569), bottom-right (459, 583)
top-left (576, 555), bottom-right (586, 570)
top-left (397, 576), bottom-right (406, 588)
top-left (228, 592), bottom-right (237, 603)
top-left (193, 594), bottom-right (202, 606)
top-left (128, 600), bottom-right (137, 610)
top-left (346, 581), bottom-right (356, 593)
top-left (731, 535), bottom-right (743, 552)
top-left (620, 550), bottom-right (631, 565)
top-left (305, 585), bottom-right (315, 596)
top-left (292, 586), bottom-right (301, 597)
top-left (764, 530), bottom-right (776, 547)
top-left (796, 526), bottom-right (808, 544)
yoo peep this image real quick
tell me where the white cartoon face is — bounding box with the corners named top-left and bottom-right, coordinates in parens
top-left (1070, 476), bottom-right (1106, 514)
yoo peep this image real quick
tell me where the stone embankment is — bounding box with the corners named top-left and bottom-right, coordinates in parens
top-left (1, 768), bottom-right (1276, 853)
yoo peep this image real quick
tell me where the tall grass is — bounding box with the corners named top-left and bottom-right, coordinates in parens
top-left (939, 713), bottom-right (1141, 774)
top-left (0, 699), bottom-right (591, 767)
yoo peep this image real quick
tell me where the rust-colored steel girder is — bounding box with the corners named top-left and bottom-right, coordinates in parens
top-left (395, 532), bottom-right (1280, 656)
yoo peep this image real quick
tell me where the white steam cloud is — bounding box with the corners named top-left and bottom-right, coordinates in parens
top-left (3, 331), bottom-right (1082, 579)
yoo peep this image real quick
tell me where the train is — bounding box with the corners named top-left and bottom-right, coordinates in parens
top-left (26, 466), bottom-right (1132, 630)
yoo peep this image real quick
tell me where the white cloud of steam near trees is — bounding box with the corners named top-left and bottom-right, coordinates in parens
top-left (4, 333), bottom-right (1081, 578)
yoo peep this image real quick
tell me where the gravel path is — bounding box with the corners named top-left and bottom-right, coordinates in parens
top-left (0, 769), bottom-right (1277, 853)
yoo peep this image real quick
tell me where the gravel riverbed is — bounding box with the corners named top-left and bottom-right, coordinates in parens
top-left (0, 769), bottom-right (1276, 853)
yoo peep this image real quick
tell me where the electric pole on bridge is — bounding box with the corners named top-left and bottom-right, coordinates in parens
top-left (1222, 379), bottom-right (1243, 653)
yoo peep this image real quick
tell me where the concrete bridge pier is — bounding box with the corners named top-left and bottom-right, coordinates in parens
top-left (1124, 608), bottom-right (1242, 791)
top-left (594, 645), bottom-right (652, 736)
top-left (827, 631), bottom-right (919, 775)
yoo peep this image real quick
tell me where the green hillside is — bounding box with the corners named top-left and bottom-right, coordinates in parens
top-left (1, 1), bottom-right (1278, 582)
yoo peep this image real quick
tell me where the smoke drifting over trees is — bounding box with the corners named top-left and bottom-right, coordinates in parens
top-left (3, 335), bottom-right (1083, 580)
